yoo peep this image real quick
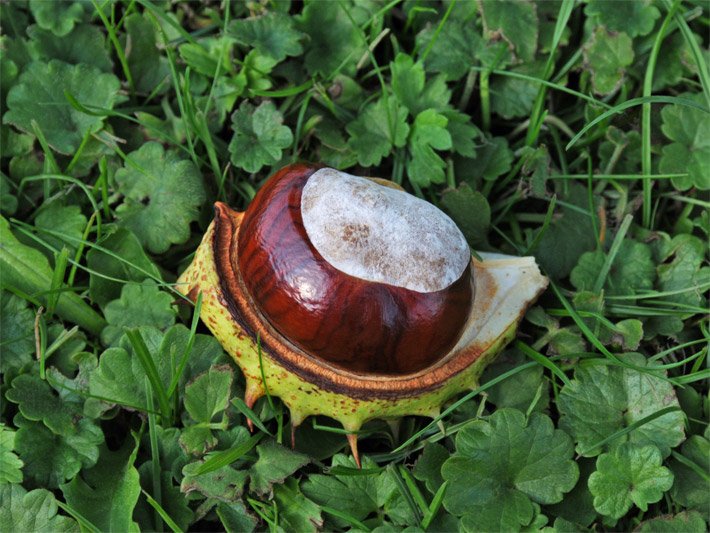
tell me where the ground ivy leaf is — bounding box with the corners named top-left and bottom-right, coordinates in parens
top-left (585, 0), bottom-right (660, 38)
top-left (570, 239), bottom-right (656, 297)
top-left (124, 13), bottom-right (170, 94)
top-left (35, 203), bottom-right (87, 258)
top-left (583, 27), bottom-right (634, 96)
top-left (301, 454), bottom-right (383, 528)
top-left (114, 142), bottom-right (206, 254)
top-left (442, 409), bottom-right (578, 531)
top-left (229, 12), bottom-right (304, 63)
top-left (182, 461), bottom-right (249, 500)
top-left (181, 427), bottom-right (252, 499)
top-left (445, 109), bottom-right (482, 158)
top-left (654, 234), bottom-right (710, 308)
top-left (346, 97), bottom-right (409, 167)
top-left (249, 440), bottom-right (310, 497)
top-left (465, 136), bottom-right (513, 182)
top-left (659, 93), bottom-right (710, 190)
top-left (0, 424), bottom-right (23, 483)
top-left (479, 0), bottom-right (538, 63)
top-left (86, 228), bottom-right (162, 308)
top-left (638, 511), bottom-right (707, 532)
top-left (416, 19), bottom-right (483, 80)
top-left (217, 501), bottom-right (258, 533)
top-left (29, 0), bottom-right (84, 37)
top-left (669, 435), bottom-right (710, 517)
top-left (546, 458), bottom-right (598, 528)
top-left (0, 485), bottom-right (78, 532)
top-left (184, 365), bottom-right (234, 424)
top-left (490, 61), bottom-right (545, 119)
top-left (558, 353), bottom-right (685, 458)
top-left (298, 0), bottom-right (364, 77)
top-left (407, 109), bottom-right (452, 187)
top-left (89, 327), bottom-right (172, 411)
top-left (413, 442), bottom-right (449, 495)
top-left (535, 184), bottom-right (599, 279)
top-left (13, 413), bottom-right (103, 488)
top-left (61, 441), bottom-right (141, 533)
top-left (0, 290), bottom-right (34, 373)
top-left (274, 477), bottom-right (323, 532)
top-left (588, 443), bottom-right (674, 519)
top-left (28, 23), bottom-right (113, 72)
top-left (228, 101), bottom-right (293, 173)
top-left (3, 60), bottom-right (121, 154)
top-left (390, 53), bottom-right (451, 116)
top-left (135, 469), bottom-right (193, 532)
top-left (101, 280), bottom-right (177, 346)
top-left (440, 183), bottom-right (490, 247)
top-left (481, 348), bottom-right (550, 412)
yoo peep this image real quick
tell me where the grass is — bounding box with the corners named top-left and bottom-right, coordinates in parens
top-left (0, 1), bottom-right (708, 532)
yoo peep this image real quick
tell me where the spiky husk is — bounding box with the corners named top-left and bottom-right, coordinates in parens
top-left (178, 218), bottom-right (547, 463)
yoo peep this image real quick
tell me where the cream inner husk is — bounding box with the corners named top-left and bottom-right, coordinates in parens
top-left (301, 168), bottom-right (470, 293)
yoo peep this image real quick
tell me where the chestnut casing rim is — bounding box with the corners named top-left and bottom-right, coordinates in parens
top-left (214, 202), bottom-right (494, 399)
top-left (233, 163), bottom-right (474, 376)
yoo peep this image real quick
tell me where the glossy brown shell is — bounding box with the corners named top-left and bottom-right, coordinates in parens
top-left (234, 163), bottom-right (473, 375)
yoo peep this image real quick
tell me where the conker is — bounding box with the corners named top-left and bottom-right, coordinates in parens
top-left (236, 164), bottom-right (473, 375)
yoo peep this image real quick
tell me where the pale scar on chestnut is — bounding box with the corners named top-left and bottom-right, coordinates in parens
top-left (178, 163), bottom-right (549, 467)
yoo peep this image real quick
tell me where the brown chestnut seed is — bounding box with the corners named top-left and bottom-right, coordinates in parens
top-left (237, 165), bottom-right (473, 375)
top-left (178, 163), bottom-right (548, 466)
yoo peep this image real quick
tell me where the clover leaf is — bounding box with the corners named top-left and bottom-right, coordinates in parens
top-left (588, 443), bottom-right (674, 519)
top-left (346, 97), bottom-right (409, 167)
top-left (407, 109), bottom-right (452, 187)
top-left (230, 12), bottom-right (304, 63)
top-left (442, 409), bottom-right (578, 531)
top-left (659, 93), bottom-right (710, 190)
top-left (583, 27), bottom-right (634, 95)
top-left (3, 60), bottom-right (121, 154)
top-left (114, 142), bottom-right (206, 254)
top-left (0, 485), bottom-right (78, 532)
top-left (558, 353), bottom-right (685, 457)
top-left (101, 280), bottom-right (177, 346)
top-left (228, 101), bottom-right (293, 174)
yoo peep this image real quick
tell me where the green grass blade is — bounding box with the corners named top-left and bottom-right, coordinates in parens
top-left (126, 328), bottom-right (172, 423)
top-left (566, 95), bottom-right (710, 150)
top-left (195, 433), bottom-right (263, 475)
top-left (516, 340), bottom-right (571, 387)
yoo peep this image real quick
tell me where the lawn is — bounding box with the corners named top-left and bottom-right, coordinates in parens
top-left (0, 1), bottom-right (708, 531)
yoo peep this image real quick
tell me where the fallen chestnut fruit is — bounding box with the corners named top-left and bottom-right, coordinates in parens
top-left (178, 163), bottom-right (548, 465)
